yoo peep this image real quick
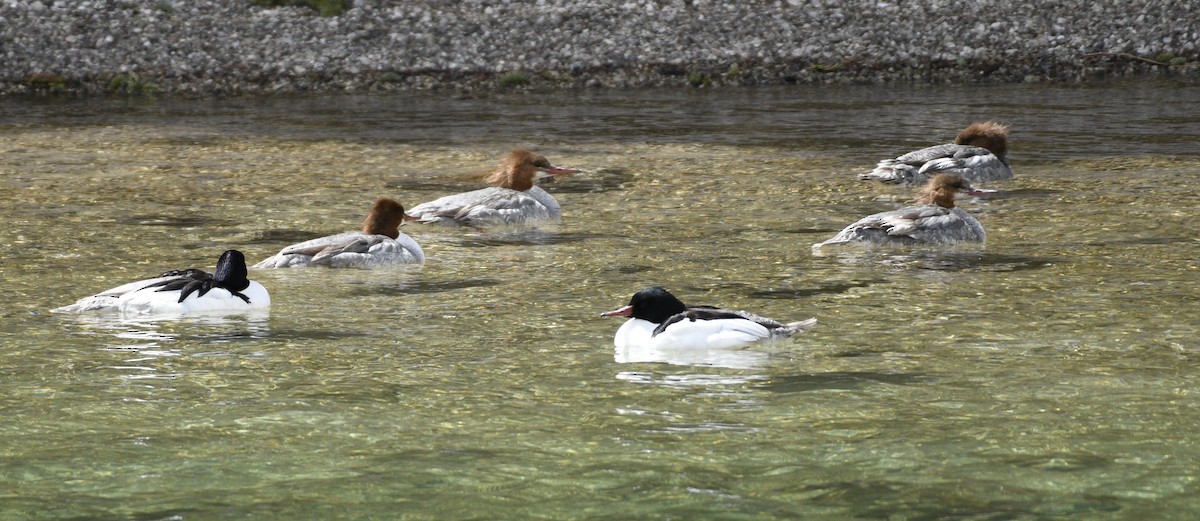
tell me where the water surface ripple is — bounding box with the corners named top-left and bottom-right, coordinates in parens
top-left (2, 82), bottom-right (1199, 520)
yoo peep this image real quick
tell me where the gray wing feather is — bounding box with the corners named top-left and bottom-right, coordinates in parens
top-left (453, 191), bottom-right (554, 227)
top-left (862, 143), bottom-right (1010, 184)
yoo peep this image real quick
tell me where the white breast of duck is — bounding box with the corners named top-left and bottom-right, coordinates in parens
top-left (860, 121), bottom-right (1012, 185)
top-left (53, 250), bottom-right (270, 315)
top-left (814, 174), bottom-right (987, 251)
top-left (253, 198), bottom-right (424, 268)
top-left (602, 287), bottom-right (816, 351)
top-left (407, 149), bottom-right (577, 228)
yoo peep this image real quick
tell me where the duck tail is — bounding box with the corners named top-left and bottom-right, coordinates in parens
top-left (785, 317), bottom-right (817, 332)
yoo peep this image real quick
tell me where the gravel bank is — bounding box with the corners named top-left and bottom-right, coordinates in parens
top-left (2, 0), bottom-right (1198, 96)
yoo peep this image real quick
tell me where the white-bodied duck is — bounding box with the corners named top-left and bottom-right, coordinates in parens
top-left (253, 198), bottom-right (424, 268)
top-left (53, 250), bottom-right (270, 315)
top-left (860, 121), bottom-right (1011, 185)
top-left (813, 173), bottom-right (987, 251)
top-left (406, 149), bottom-right (578, 228)
top-left (601, 286), bottom-right (816, 351)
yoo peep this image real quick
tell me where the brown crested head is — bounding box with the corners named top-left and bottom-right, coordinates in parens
top-left (954, 121), bottom-right (1009, 159)
top-left (916, 174), bottom-right (976, 208)
top-left (361, 197), bottom-right (407, 239)
top-left (484, 149), bottom-right (573, 191)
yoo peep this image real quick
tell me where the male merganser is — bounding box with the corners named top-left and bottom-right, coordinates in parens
top-left (252, 198), bottom-right (424, 268)
top-left (601, 287), bottom-right (817, 351)
top-left (859, 121), bottom-right (1012, 185)
top-left (813, 174), bottom-right (987, 251)
top-left (406, 149), bottom-right (578, 228)
top-left (52, 250), bottom-right (270, 315)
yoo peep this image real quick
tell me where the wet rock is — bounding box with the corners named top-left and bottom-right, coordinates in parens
top-left (0, 0), bottom-right (1197, 96)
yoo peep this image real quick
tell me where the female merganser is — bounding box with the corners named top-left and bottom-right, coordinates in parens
top-left (253, 198), bottom-right (424, 268)
top-left (813, 174), bottom-right (987, 251)
top-left (600, 287), bottom-right (817, 351)
top-left (406, 149), bottom-right (578, 228)
top-left (859, 121), bottom-right (1011, 185)
top-left (52, 250), bottom-right (270, 315)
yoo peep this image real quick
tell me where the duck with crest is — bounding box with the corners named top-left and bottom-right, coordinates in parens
top-left (253, 198), bottom-right (424, 268)
top-left (812, 173), bottom-right (988, 251)
top-left (406, 149), bottom-right (578, 228)
top-left (53, 250), bottom-right (270, 315)
top-left (859, 121), bottom-right (1012, 185)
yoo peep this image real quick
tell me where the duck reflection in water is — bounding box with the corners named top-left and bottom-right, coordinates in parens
top-left (61, 310), bottom-right (271, 354)
top-left (614, 342), bottom-right (774, 370)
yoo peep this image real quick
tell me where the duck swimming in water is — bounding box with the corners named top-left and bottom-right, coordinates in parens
top-left (601, 286), bottom-right (817, 351)
top-left (53, 250), bottom-right (270, 315)
top-left (859, 121), bottom-right (1012, 186)
top-left (813, 174), bottom-right (987, 251)
top-left (406, 149), bottom-right (578, 228)
top-left (253, 198), bottom-right (424, 268)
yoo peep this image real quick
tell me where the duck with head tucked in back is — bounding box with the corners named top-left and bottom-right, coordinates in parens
top-left (859, 121), bottom-right (1012, 186)
top-left (813, 173), bottom-right (988, 252)
top-left (52, 250), bottom-right (270, 315)
top-left (406, 149), bottom-right (579, 228)
top-left (253, 198), bottom-right (424, 268)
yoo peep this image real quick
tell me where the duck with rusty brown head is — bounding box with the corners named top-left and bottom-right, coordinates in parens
top-left (253, 198), bottom-right (424, 268)
top-left (859, 121), bottom-right (1012, 186)
top-left (406, 149), bottom-right (579, 228)
top-left (813, 174), bottom-right (988, 252)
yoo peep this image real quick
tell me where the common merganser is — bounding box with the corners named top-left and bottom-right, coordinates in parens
top-left (252, 198), bottom-right (424, 268)
top-left (600, 287), bottom-right (817, 351)
top-left (406, 149), bottom-right (578, 228)
top-left (813, 174), bottom-right (987, 251)
top-left (52, 250), bottom-right (270, 315)
top-left (859, 121), bottom-right (1012, 185)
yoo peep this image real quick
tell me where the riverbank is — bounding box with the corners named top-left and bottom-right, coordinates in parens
top-left (2, 0), bottom-right (1198, 97)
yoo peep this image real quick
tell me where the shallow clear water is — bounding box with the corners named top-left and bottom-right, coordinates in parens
top-left (2, 82), bottom-right (1200, 520)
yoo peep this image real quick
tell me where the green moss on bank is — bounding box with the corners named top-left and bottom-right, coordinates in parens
top-left (249, 0), bottom-right (351, 17)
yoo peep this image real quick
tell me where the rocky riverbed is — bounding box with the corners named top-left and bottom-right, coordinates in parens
top-left (1, 0), bottom-right (1197, 96)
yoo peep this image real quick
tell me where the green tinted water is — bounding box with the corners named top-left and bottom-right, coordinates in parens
top-left (2, 84), bottom-right (1199, 519)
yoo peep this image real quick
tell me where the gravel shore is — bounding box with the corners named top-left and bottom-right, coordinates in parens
top-left (2, 0), bottom-right (1198, 96)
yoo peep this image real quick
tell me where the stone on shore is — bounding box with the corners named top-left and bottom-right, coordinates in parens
top-left (1, 0), bottom-right (1197, 96)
